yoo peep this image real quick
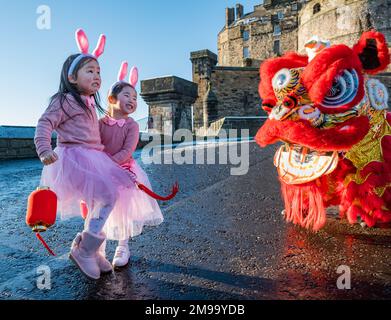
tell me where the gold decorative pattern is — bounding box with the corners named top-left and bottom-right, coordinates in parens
top-left (345, 110), bottom-right (390, 171)
top-left (274, 144), bottom-right (339, 185)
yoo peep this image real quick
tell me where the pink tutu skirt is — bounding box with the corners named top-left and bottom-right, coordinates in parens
top-left (102, 160), bottom-right (163, 240)
top-left (40, 146), bottom-right (135, 221)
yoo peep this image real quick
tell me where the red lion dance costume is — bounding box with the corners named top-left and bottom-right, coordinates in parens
top-left (255, 31), bottom-right (391, 231)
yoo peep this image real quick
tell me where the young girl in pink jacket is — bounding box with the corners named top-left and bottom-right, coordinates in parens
top-left (34, 30), bottom-right (136, 280)
top-left (99, 62), bottom-right (163, 268)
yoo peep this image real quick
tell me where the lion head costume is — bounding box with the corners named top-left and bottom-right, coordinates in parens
top-left (256, 31), bottom-right (391, 231)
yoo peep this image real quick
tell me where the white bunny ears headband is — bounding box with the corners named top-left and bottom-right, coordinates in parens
top-left (109, 61), bottom-right (139, 94)
top-left (68, 28), bottom-right (106, 76)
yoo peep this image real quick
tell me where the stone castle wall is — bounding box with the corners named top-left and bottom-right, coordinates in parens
top-left (218, 1), bottom-right (391, 69)
top-left (209, 67), bottom-right (264, 120)
top-left (191, 51), bottom-right (265, 131)
top-left (218, 1), bottom-right (301, 68)
top-left (143, 0), bottom-right (391, 135)
top-left (298, 0), bottom-right (391, 53)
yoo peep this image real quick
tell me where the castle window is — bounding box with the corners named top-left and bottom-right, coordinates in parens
top-left (273, 40), bottom-right (280, 55)
top-left (277, 11), bottom-right (284, 20)
top-left (313, 3), bottom-right (321, 14)
top-left (243, 47), bottom-right (250, 59)
top-left (273, 24), bottom-right (281, 36)
top-left (243, 30), bottom-right (250, 41)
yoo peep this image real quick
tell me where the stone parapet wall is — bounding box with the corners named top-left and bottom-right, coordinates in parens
top-left (0, 126), bottom-right (150, 161)
top-left (207, 116), bottom-right (267, 137)
top-left (0, 138), bottom-right (52, 160)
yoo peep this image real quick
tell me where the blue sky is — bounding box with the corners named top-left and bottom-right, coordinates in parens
top-left (0, 0), bottom-right (262, 126)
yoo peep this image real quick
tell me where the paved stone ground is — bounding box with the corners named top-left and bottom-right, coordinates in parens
top-left (0, 141), bottom-right (390, 300)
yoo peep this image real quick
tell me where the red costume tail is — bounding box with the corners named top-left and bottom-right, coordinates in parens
top-left (137, 181), bottom-right (179, 201)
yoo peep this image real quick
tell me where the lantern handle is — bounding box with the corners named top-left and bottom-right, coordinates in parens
top-left (36, 233), bottom-right (56, 256)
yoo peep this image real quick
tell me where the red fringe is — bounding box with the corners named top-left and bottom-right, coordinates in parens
top-left (281, 180), bottom-right (326, 231)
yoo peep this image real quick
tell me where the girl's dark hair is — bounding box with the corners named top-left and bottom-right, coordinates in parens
top-left (109, 82), bottom-right (135, 100)
top-left (50, 54), bottom-right (107, 118)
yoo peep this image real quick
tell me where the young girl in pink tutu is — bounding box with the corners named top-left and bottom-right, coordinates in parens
top-left (34, 29), bottom-right (137, 280)
top-left (99, 62), bottom-right (163, 268)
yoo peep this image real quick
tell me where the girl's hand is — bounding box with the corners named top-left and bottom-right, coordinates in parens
top-left (40, 151), bottom-right (58, 166)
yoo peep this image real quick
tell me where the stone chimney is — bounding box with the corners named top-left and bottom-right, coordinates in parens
top-left (225, 7), bottom-right (235, 27)
top-left (236, 4), bottom-right (244, 20)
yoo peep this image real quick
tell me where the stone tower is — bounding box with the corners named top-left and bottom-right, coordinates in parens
top-left (218, 1), bottom-right (391, 69)
top-left (298, 0), bottom-right (391, 54)
top-left (218, 0), bottom-right (303, 68)
top-left (140, 76), bottom-right (198, 135)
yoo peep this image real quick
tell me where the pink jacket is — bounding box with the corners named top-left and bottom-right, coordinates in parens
top-left (34, 94), bottom-right (104, 157)
top-left (99, 116), bottom-right (140, 165)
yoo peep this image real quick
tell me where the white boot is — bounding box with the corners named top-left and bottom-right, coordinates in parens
top-left (69, 231), bottom-right (105, 280)
top-left (97, 239), bottom-right (113, 274)
top-left (112, 244), bottom-right (130, 268)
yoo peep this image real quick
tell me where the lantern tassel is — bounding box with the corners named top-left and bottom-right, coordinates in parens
top-left (36, 233), bottom-right (56, 256)
top-left (136, 181), bottom-right (179, 201)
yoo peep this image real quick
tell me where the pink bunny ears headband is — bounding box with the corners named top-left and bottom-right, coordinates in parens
top-left (68, 29), bottom-right (106, 76)
top-left (109, 61), bottom-right (139, 94)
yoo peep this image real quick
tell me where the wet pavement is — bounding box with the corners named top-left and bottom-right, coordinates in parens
top-left (0, 141), bottom-right (391, 300)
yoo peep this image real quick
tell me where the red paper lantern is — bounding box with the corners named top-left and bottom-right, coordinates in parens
top-left (26, 187), bottom-right (57, 231)
top-left (26, 187), bottom-right (57, 255)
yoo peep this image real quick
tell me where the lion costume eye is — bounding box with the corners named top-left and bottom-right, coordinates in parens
top-left (272, 68), bottom-right (305, 102)
top-left (272, 68), bottom-right (291, 90)
top-left (320, 69), bottom-right (359, 108)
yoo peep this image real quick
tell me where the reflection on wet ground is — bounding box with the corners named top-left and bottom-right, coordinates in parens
top-left (0, 142), bottom-right (390, 299)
